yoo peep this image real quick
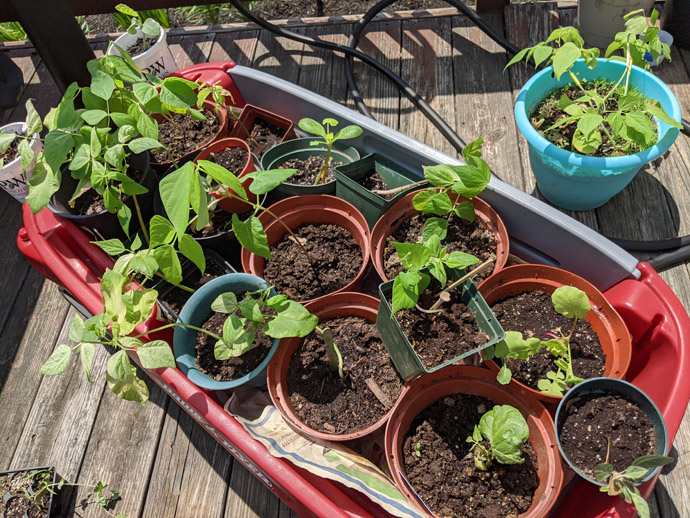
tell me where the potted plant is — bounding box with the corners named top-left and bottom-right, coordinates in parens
top-left (334, 153), bottom-right (427, 229)
top-left (370, 138), bottom-right (509, 284)
top-left (267, 292), bottom-right (405, 442)
top-left (555, 377), bottom-right (672, 518)
top-left (240, 194), bottom-right (372, 303)
top-left (106, 3), bottom-right (178, 78)
top-left (507, 10), bottom-right (682, 210)
top-left (478, 264), bottom-right (632, 405)
top-left (260, 117), bottom-right (362, 199)
top-left (227, 103), bottom-right (297, 156)
top-left (0, 107), bottom-right (42, 204)
top-left (384, 365), bottom-right (564, 518)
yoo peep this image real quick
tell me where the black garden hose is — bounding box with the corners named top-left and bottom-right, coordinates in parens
top-left (228, 0), bottom-right (690, 269)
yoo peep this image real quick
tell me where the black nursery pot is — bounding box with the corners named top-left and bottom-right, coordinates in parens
top-left (1, 466), bottom-right (56, 518)
top-left (48, 152), bottom-right (156, 241)
top-left (555, 377), bottom-right (669, 486)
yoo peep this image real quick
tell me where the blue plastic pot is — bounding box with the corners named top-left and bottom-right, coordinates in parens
top-left (173, 273), bottom-right (279, 390)
top-left (515, 59), bottom-right (681, 210)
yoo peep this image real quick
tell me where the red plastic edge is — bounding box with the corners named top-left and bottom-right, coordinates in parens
top-left (169, 61), bottom-right (246, 109)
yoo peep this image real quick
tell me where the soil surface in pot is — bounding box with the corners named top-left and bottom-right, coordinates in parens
top-left (195, 311), bottom-right (273, 381)
top-left (0, 474), bottom-right (9, 493)
top-left (9, 471), bottom-right (33, 494)
top-left (1, 136), bottom-right (19, 162)
top-left (151, 109), bottom-right (221, 163)
top-left (392, 279), bottom-right (489, 369)
top-left (533, 80), bottom-right (655, 158)
top-left (161, 260), bottom-right (228, 318)
top-left (278, 155), bottom-right (342, 185)
top-left (491, 291), bottom-right (605, 393)
top-left (287, 315), bottom-right (403, 434)
top-left (189, 207), bottom-right (252, 239)
top-left (404, 393), bottom-right (538, 518)
top-left (263, 223), bottom-right (362, 301)
top-left (383, 212), bottom-right (496, 282)
top-left (243, 118), bottom-right (285, 156)
top-left (559, 394), bottom-right (655, 479)
top-left (208, 146), bottom-right (249, 173)
top-left (358, 169), bottom-right (396, 200)
top-left (125, 36), bottom-right (159, 56)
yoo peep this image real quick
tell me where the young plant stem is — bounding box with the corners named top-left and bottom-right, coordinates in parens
top-left (599, 123), bottom-right (620, 153)
top-left (623, 43), bottom-right (632, 95)
top-left (568, 70), bottom-right (595, 110)
top-left (371, 179), bottom-right (427, 196)
top-left (321, 326), bottom-right (345, 379)
top-left (314, 145), bottom-right (332, 185)
top-left (427, 258), bottom-right (495, 312)
top-left (130, 321), bottom-right (222, 340)
top-left (151, 270), bottom-right (195, 292)
top-left (132, 194), bottom-right (150, 246)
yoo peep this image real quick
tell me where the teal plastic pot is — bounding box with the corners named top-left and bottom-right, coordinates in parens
top-left (515, 59), bottom-right (681, 210)
top-left (260, 137), bottom-right (360, 199)
top-left (173, 273), bottom-right (279, 390)
top-left (555, 377), bottom-right (669, 485)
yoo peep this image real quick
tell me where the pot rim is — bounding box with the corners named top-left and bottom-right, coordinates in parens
top-left (108, 25), bottom-right (166, 60)
top-left (0, 122), bottom-right (42, 170)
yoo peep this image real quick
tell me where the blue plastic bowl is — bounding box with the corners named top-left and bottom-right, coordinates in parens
top-left (173, 273), bottom-right (279, 390)
top-left (515, 59), bottom-right (681, 210)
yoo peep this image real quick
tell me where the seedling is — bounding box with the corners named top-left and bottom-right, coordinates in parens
top-left (595, 452), bottom-right (673, 518)
top-left (114, 3), bottom-right (163, 52)
top-left (487, 285), bottom-right (590, 396)
top-left (505, 10), bottom-right (681, 156)
top-left (297, 117), bottom-right (363, 185)
top-left (466, 405), bottom-right (530, 471)
top-left (413, 441), bottom-right (422, 458)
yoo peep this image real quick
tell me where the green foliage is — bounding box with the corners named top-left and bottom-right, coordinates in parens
top-left (0, 21), bottom-right (27, 42)
top-left (505, 9), bottom-right (681, 157)
top-left (595, 455), bottom-right (673, 518)
top-left (113, 3), bottom-right (169, 50)
top-left (466, 405), bottom-right (530, 471)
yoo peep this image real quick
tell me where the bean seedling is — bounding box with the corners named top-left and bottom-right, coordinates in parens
top-left (466, 405), bottom-right (530, 471)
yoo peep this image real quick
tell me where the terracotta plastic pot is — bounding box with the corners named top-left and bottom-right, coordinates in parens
top-left (240, 195), bottom-right (371, 304)
top-left (267, 292), bottom-right (406, 442)
top-left (150, 99), bottom-right (229, 171)
top-left (227, 103), bottom-right (296, 156)
top-left (384, 365), bottom-right (564, 518)
top-left (478, 264), bottom-right (632, 405)
top-left (194, 137), bottom-right (257, 214)
top-left (370, 188), bottom-right (509, 282)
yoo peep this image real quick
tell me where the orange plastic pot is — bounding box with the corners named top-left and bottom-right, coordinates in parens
top-left (384, 365), bottom-right (564, 518)
top-left (267, 292), bottom-right (407, 442)
top-left (240, 195), bottom-right (371, 304)
top-left (150, 99), bottom-right (230, 171)
top-left (369, 189), bottom-right (509, 282)
top-left (194, 137), bottom-right (257, 214)
top-left (227, 103), bottom-right (296, 155)
top-left (478, 264), bottom-right (632, 405)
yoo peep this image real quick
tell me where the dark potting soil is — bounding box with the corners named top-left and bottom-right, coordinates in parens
top-left (125, 36), bottom-right (159, 57)
top-left (263, 223), bottom-right (362, 301)
top-left (491, 291), bottom-right (605, 392)
top-left (195, 311), bottom-right (273, 381)
top-left (559, 394), bottom-right (655, 479)
top-left (383, 212), bottom-right (496, 282)
top-left (5, 497), bottom-right (32, 518)
top-left (404, 394), bottom-right (538, 518)
top-left (287, 316), bottom-right (403, 434)
top-left (69, 164), bottom-right (146, 216)
top-left (1, 135), bottom-right (19, 163)
top-left (358, 169), bottom-right (396, 200)
top-left (150, 109), bottom-right (221, 163)
top-left (393, 278), bottom-right (489, 369)
top-left (208, 146), bottom-right (249, 173)
top-left (9, 471), bottom-right (32, 494)
top-left (278, 155), bottom-right (342, 185)
top-left (161, 260), bottom-right (227, 318)
top-left (0, 474), bottom-right (9, 493)
top-left (532, 80), bottom-right (655, 157)
top-left (243, 118), bottom-right (285, 156)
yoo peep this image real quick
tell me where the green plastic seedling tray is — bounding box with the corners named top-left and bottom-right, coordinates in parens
top-left (376, 275), bottom-right (505, 381)
top-left (335, 153), bottom-right (426, 229)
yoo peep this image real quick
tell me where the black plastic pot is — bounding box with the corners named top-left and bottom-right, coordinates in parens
top-left (335, 153), bottom-right (425, 229)
top-left (555, 377), bottom-right (669, 486)
top-left (48, 152), bottom-right (156, 241)
top-left (1, 466), bottom-right (56, 518)
top-left (376, 273), bottom-right (505, 381)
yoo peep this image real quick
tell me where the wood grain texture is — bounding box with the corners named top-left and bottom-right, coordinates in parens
top-left (208, 29), bottom-right (260, 66)
top-left (167, 31), bottom-right (216, 69)
top-left (252, 27), bottom-right (307, 84)
top-left (225, 463), bottom-right (297, 518)
top-left (299, 24), bottom-right (351, 104)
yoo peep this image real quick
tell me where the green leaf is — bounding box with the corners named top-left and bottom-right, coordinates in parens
top-left (245, 169), bottom-right (298, 195)
top-left (142, 17), bottom-right (161, 37)
top-left (461, 137), bottom-right (484, 160)
top-left (445, 251), bottom-right (479, 270)
top-left (152, 244), bottom-right (182, 285)
top-left (44, 130), bottom-right (74, 171)
top-left (117, 202), bottom-right (132, 237)
top-left (211, 292), bottom-right (239, 314)
top-left (17, 139), bottom-right (34, 173)
top-left (216, 315), bottom-right (255, 359)
top-left (264, 300), bottom-right (319, 338)
top-left (504, 47), bottom-right (529, 70)
top-left (128, 137), bottom-right (162, 154)
top-left (69, 143), bottom-right (91, 171)
top-left (393, 242), bottom-right (432, 271)
top-left (159, 162), bottom-right (194, 237)
top-left (449, 164), bottom-right (490, 199)
top-left (625, 112), bottom-right (655, 147)
top-left (232, 214), bottom-right (272, 259)
top-left (69, 314), bottom-right (86, 342)
top-left (266, 294), bottom-right (287, 309)
top-left (577, 113), bottom-right (603, 137)
top-left (198, 159), bottom-right (247, 199)
top-left (645, 100), bottom-right (682, 129)
top-left (111, 112), bottom-right (137, 128)
top-left (298, 118), bottom-right (326, 137)
top-left (94, 239), bottom-right (128, 258)
top-left (137, 114), bottom-right (159, 140)
top-left (160, 80), bottom-right (197, 111)
top-left (557, 93), bottom-right (574, 110)
top-left (552, 41), bottom-right (582, 80)
top-left (178, 234), bottom-right (206, 274)
top-left (0, 132), bottom-right (15, 154)
top-left (594, 463), bottom-right (615, 481)
top-left (454, 200), bottom-right (476, 223)
top-left (628, 487), bottom-right (650, 518)
top-left (391, 271), bottom-right (430, 314)
top-left (25, 100), bottom-right (42, 136)
top-left (80, 342), bottom-right (95, 382)
top-left (572, 128), bottom-right (602, 154)
top-left (90, 69), bottom-right (116, 100)
top-left (532, 45), bottom-right (553, 68)
top-left (239, 298), bottom-right (264, 321)
top-left (552, 286), bottom-right (591, 319)
top-left (106, 350), bottom-right (149, 405)
top-left (497, 364), bottom-right (512, 385)
top-left (630, 455), bottom-right (674, 470)
top-left (138, 340), bottom-right (176, 369)
top-left (427, 257), bottom-right (447, 286)
top-left (115, 3), bottom-right (138, 17)
top-left (563, 104), bottom-right (585, 116)
top-left (81, 109), bottom-right (108, 125)
top-left (39, 344), bottom-right (72, 375)
top-left (333, 125), bottom-right (363, 141)
top-left (421, 217), bottom-right (448, 243)
top-left (478, 405), bottom-right (529, 465)
top-left (100, 269), bottom-right (127, 323)
top-left (423, 164), bottom-right (459, 188)
top-left (26, 160), bottom-right (61, 213)
top-left (412, 190), bottom-right (453, 215)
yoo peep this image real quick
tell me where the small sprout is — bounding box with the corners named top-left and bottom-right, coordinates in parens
top-left (413, 441), bottom-right (422, 457)
top-left (322, 327), bottom-right (345, 379)
top-left (466, 405), bottom-right (529, 471)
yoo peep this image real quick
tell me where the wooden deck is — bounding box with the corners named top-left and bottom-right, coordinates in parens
top-left (1, 4), bottom-right (689, 517)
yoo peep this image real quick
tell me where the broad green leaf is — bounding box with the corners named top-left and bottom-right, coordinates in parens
top-left (44, 130), bottom-right (74, 171)
top-left (532, 45), bottom-right (553, 68)
top-left (0, 132), bottom-right (15, 154)
top-left (142, 18), bottom-right (161, 37)
top-left (90, 69), bottom-right (115, 100)
top-left (629, 488), bottom-right (650, 518)
top-left (239, 298), bottom-right (264, 321)
top-left (152, 244), bottom-right (182, 285)
top-left (245, 169), bottom-right (298, 195)
top-left (136, 114), bottom-right (159, 140)
top-left (104, 145), bottom-right (126, 169)
top-left (454, 200), bottom-right (476, 222)
top-left (93, 238), bottom-right (127, 257)
top-left (119, 336), bottom-right (144, 349)
top-left (211, 292), bottom-right (239, 314)
top-left (100, 269), bottom-right (127, 323)
top-left (552, 286), bottom-right (591, 319)
top-left (427, 257), bottom-right (447, 286)
top-left (266, 294), bottom-right (287, 309)
top-left (445, 251), bottom-right (479, 269)
top-left (645, 101), bottom-right (682, 129)
top-left (198, 159), bottom-right (247, 199)
top-left (413, 190), bottom-right (453, 215)
top-left (128, 137), bottom-right (162, 154)
top-left (69, 314), bottom-right (86, 342)
top-left (25, 100), bottom-right (42, 136)
top-left (552, 42), bottom-right (582, 80)
top-left (128, 251), bottom-right (159, 280)
top-left (461, 137), bottom-right (484, 160)
top-left (504, 47), bottom-right (529, 70)
top-left (149, 214), bottom-right (175, 249)
top-left (423, 164), bottom-right (459, 188)
top-left (117, 124), bottom-right (138, 144)
top-left (18, 139), bottom-right (34, 172)
top-left (393, 242), bottom-right (432, 271)
top-left (630, 455), bottom-right (674, 470)
top-left (80, 342), bottom-right (95, 382)
top-left (557, 93), bottom-right (574, 110)
top-left (577, 113), bottom-right (603, 137)
top-left (478, 405), bottom-right (529, 465)
top-left (232, 214), bottom-right (272, 259)
top-left (572, 128), bottom-right (602, 154)
top-left (391, 271), bottom-right (430, 314)
top-left (117, 202), bottom-right (132, 237)
top-left (122, 288), bottom-right (158, 334)
top-left (89, 127), bottom-right (102, 160)
top-left (264, 300), bottom-right (319, 338)
top-left (449, 165), bottom-right (490, 199)
top-left (563, 104), bottom-right (585, 116)
top-left (115, 3), bottom-right (138, 17)
top-left (594, 463), bottom-right (615, 481)
top-left (623, 465), bottom-right (651, 480)
top-left (216, 315), bottom-right (255, 359)
top-left (497, 364), bottom-right (512, 385)
top-left (159, 162), bottom-right (194, 237)
top-left (111, 112), bottom-right (137, 128)
top-left (178, 233), bottom-right (206, 274)
top-left (69, 143), bottom-right (91, 171)
top-left (333, 125), bottom-right (363, 141)
top-left (421, 217), bottom-right (448, 243)
top-left (39, 344), bottom-right (72, 375)
top-left (81, 109), bottom-right (108, 125)
top-left (298, 118), bottom-right (326, 137)
top-left (106, 351), bottom-right (149, 405)
top-left (625, 112), bottom-right (655, 147)
top-left (160, 81), bottom-right (197, 111)
top-left (138, 340), bottom-right (176, 369)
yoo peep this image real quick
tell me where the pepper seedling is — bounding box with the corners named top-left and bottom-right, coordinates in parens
top-left (297, 117), bottom-right (363, 185)
top-left (465, 404), bottom-right (530, 471)
top-left (595, 454), bottom-right (673, 518)
top-left (486, 285), bottom-right (591, 396)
